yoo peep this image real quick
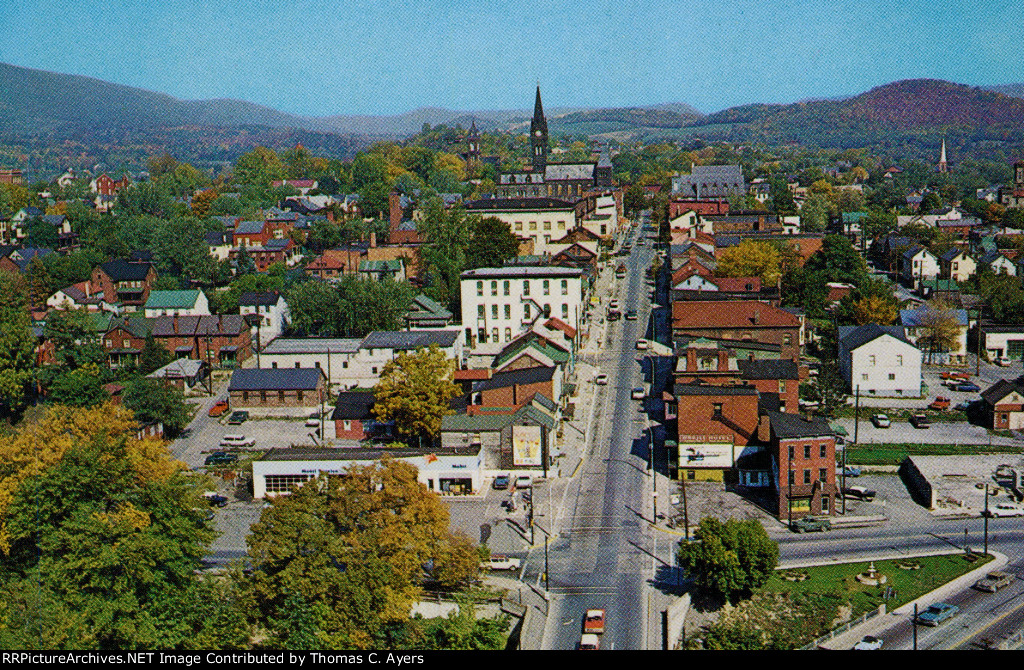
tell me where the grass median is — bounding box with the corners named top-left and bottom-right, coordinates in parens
top-left (844, 442), bottom-right (1023, 466)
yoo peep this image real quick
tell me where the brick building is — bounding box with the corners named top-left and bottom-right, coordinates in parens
top-left (91, 259), bottom-right (158, 311)
top-left (767, 412), bottom-right (838, 521)
top-left (151, 314), bottom-right (252, 368)
top-left (672, 301), bottom-right (802, 360)
top-left (228, 368), bottom-right (326, 408)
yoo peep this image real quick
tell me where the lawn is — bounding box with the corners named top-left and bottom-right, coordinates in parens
top-left (768, 553), bottom-right (992, 617)
top-left (845, 442), bottom-right (1023, 465)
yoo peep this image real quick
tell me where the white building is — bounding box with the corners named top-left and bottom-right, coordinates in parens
top-left (900, 246), bottom-right (940, 289)
top-left (981, 324), bottom-right (1024, 361)
top-left (259, 330), bottom-right (463, 391)
top-left (460, 266), bottom-right (584, 349)
top-left (252, 448), bottom-right (483, 498)
top-left (838, 324), bottom-right (922, 397)
top-left (239, 290), bottom-right (290, 344)
top-left (143, 290), bottom-right (210, 318)
top-left (463, 198), bottom-right (581, 255)
top-left (899, 305), bottom-right (969, 365)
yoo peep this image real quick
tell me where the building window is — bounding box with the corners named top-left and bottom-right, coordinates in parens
top-left (279, 390), bottom-right (285, 402)
top-left (687, 470), bottom-right (696, 481)
top-left (524, 304), bottom-right (531, 319)
top-left (477, 281), bottom-right (483, 297)
top-left (713, 403), bottom-right (723, 418)
top-left (503, 280), bottom-right (510, 296)
top-left (505, 327), bottom-right (512, 341)
top-left (788, 445), bottom-right (794, 460)
top-left (888, 373), bottom-right (896, 380)
top-left (543, 280), bottom-right (550, 296)
top-left (295, 362), bottom-right (301, 368)
top-left (896, 355), bottom-right (903, 366)
top-left (788, 470), bottom-right (795, 485)
top-left (861, 373), bottom-right (868, 381)
top-left (819, 467), bottom-right (827, 481)
top-left (342, 361), bottom-right (348, 369)
top-left (343, 420), bottom-right (351, 431)
top-left (478, 305), bottom-right (485, 319)
top-left (272, 362), bottom-right (278, 369)
top-left (491, 281), bottom-right (498, 296)
top-left (491, 327), bottom-right (498, 343)
top-left (504, 304), bottom-right (511, 320)
top-left (804, 445), bottom-right (811, 459)
top-left (869, 355), bottom-right (876, 366)
top-left (265, 474), bottom-right (313, 494)
top-left (561, 279), bottom-right (568, 295)
top-left (821, 495), bottom-right (830, 514)
top-left (314, 362), bottom-right (320, 369)
top-left (543, 304), bottom-right (551, 317)
top-left (779, 380), bottom-right (787, 393)
top-left (783, 334), bottom-right (792, 345)
top-left (260, 391), bottom-right (267, 402)
top-left (523, 281), bottom-right (530, 296)
top-left (491, 304), bottom-right (498, 319)
top-left (820, 444), bottom-right (827, 458)
top-left (243, 391), bottom-right (249, 402)
top-left (803, 469), bottom-right (811, 485)
top-left (296, 390), bottom-right (303, 402)
top-left (371, 366), bottom-right (378, 374)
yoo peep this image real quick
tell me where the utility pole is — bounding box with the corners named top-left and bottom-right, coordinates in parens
top-left (853, 385), bottom-right (860, 444)
top-left (788, 467), bottom-right (793, 528)
top-left (977, 323), bottom-right (983, 376)
top-left (913, 603), bottom-right (918, 650)
top-left (984, 483), bottom-right (990, 556)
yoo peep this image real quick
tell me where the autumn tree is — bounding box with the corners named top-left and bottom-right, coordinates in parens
top-left (716, 240), bottom-right (781, 285)
top-left (373, 344), bottom-right (459, 445)
top-left (851, 294), bottom-right (898, 325)
top-left (915, 300), bottom-right (964, 363)
top-left (191, 188), bottom-right (219, 218)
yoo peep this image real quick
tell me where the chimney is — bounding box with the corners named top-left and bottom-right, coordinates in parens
top-left (173, 315), bottom-right (178, 334)
top-left (369, 231), bottom-right (376, 248)
top-left (753, 309), bottom-right (760, 325)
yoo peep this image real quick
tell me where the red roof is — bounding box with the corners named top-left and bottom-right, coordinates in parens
top-left (712, 277), bottom-right (762, 292)
top-left (673, 300), bottom-right (800, 329)
top-left (544, 317), bottom-right (577, 339)
top-left (454, 368), bottom-right (492, 380)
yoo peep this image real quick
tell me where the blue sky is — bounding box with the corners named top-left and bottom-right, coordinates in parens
top-left (1, 0), bottom-right (1021, 117)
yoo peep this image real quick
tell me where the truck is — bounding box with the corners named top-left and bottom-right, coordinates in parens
top-left (928, 396), bottom-right (950, 410)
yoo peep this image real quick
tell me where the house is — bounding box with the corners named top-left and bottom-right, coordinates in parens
top-left (671, 301), bottom-right (802, 360)
top-left (463, 197), bottom-right (585, 253)
top-left (460, 266), bottom-right (584, 348)
top-left (102, 315), bottom-right (153, 369)
top-left (671, 275), bottom-right (778, 305)
top-left (143, 290), bottom-right (210, 318)
top-left (271, 179), bottom-right (318, 195)
top-left (939, 248), bottom-right (976, 283)
top-left (227, 368), bottom-right (327, 409)
top-left (239, 290), bottom-right (290, 344)
top-left (979, 322), bottom-right (1024, 361)
top-left (981, 378), bottom-right (1024, 430)
top-left (403, 294), bottom-right (454, 329)
top-left (899, 305), bottom-right (968, 365)
top-left (899, 246), bottom-right (940, 289)
top-left (233, 220), bottom-right (272, 247)
top-left (146, 358), bottom-right (209, 394)
top-left (150, 314), bottom-right (252, 368)
top-left (671, 383), bottom-right (763, 483)
top-left (305, 247), bottom-right (367, 280)
top-left (331, 390), bottom-right (392, 441)
top-left (91, 259), bottom-right (158, 311)
top-left (358, 259), bottom-right (405, 282)
top-left (206, 231), bottom-right (234, 261)
top-left (441, 401), bottom-right (557, 475)
top-left (46, 281), bottom-right (118, 314)
top-left (837, 324), bottom-right (922, 396)
top-left (979, 250), bottom-right (1017, 276)
top-left (673, 337), bottom-right (799, 412)
top-left (668, 199), bottom-right (729, 219)
top-left (767, 412), bottom-right (837, 520)
top-left (468, 365), bottom-right (561, 412)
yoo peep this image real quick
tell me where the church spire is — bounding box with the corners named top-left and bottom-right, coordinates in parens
top-left (938, 138), bottom-right (949, 173)
top-left (530, 85), bottom-right (549, 172)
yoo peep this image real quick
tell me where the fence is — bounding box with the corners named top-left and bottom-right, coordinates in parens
top-left (798, 604), bottom-right (885, 650)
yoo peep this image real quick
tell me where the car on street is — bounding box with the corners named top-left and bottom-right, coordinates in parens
top-left (578, 634), bottom-right (600, 650)
top-left (790, 516), bottom-right (831, 533)
top-left (583, 609), bottom-right (606, 634)
top-left (493, 474), bottom-right (510, 490)
top-left (870, 414), bottom-right (891, 428)
top-left (204, 452), bottom-right (239, 466)
top-left (514, 475), bottom-right (532, 489)
top-left (852, 635), bottom-right (883, 651)
top-left (481, 555), bottom-right (521, 571)
top-left (208, 400), bottom-right (230, 417)
top-left (842, 485), bottom-right (876, 501)
top-left (227, 410), bottom-right (249, 425)
top-left (929, 396), bottom-right (950, 410)
top-left (635, 339), bottom-right (649, 350)
top-left (219, 434), bottom-right (255, 448)
top-left (995, 357), bottom-right (1014, 366)
top-left (974, 571), bottom-right (1015, 593)
top-left (204, 492), bottom-right (229, 508)
top-left (607, 309), bottom-right (621, 321)
top-left (916, 602), bottom-right (959, 626)
top-left (631, 387), bottom-right (645, 400)
top-left (983, 503), bottom-right (1024, 518)
top-left (625, 309), bottom-right (637, 320)
top-left (305, 412), bottom-right (321, 428)
top-left (954, 382), bottom-right (981, 392)
top-left (609, 299), bottom-right (620, 311)
top-left (595, 374), bottom-right (609, 385)
top-left (841, 465), bottom-right (861, 477)
top-left (909, 413), bottom-right (930, 429)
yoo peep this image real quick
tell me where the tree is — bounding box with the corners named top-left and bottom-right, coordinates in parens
top-left (623, 183), bottom-right (646, 219)
top-left (464, 216), bottom-right (519, 270)
top-left (716, 240), bottom-right (781, 285)
top-left (851, 294), bottom-right (898, 326)
top-left (123, 378), bottom-right (193, 436)
top-left (677, 517), bottom-right (778, 602)
top-left (799, 193), bottom-right (830, 233)
top-left (47, 364), bottom-right (109, 407)
top-left (803, 235), bottom-right (867, 286)
top-left (862, 209), bottom-right (896, 240)
top-left (373, 345), bottom-right (459, 445)
top-left (0, 272), bottom-right (35, 411)
top-left (915, 300), bottom-right (964, 363)
top-left (808, 362), bottom-right (848, 418)
top-left (418, 199), bottom-right (470, 311)
top-left (42, 307), bottom-right (105, 369)
top-left (233, 146), bottom-right (285, 186)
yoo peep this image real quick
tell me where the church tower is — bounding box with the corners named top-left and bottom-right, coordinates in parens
top-left (467, 118), bottom-right (481, 163)
top-left (937, 138), bottom-right (949, 174)
top-left (530, 85), bottom-right (549, 173)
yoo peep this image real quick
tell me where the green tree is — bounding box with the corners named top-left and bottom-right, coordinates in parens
top-left (42, 307), bottom-right (105, 369)
top-left (233, 146), bottom-right (285, 187)
top-left (803, 235), bottom-right (867, 286)
top-left (373, 345), bottom-right (459, 445)
top-left (678, 517), bottom-right (778, 602)
top-left (0, 272), bottom-right (35, 410)
top-left (623, 183), bottom-right (646, 219)
top-left (123, 378), bottom-right (192, 436)
top-left (47, 364), bottom-right (108, 407)
top-left (464, 215), bottom-right (520, 270)
top-left (418, 199), bottom-right (470, 311)
top-left (808, 362), bottom-right (848, 418)
top-left (138, 334), bottom-right (174, 376)
top-left (799, 193), bottom-right (830, 233)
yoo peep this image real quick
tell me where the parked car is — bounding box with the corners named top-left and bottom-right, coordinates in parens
top-left (208, 400), bottom-right (230, 417)
top-left (625, 309), bottom-right (638, 321)
top-left (941, 370), bottom-right (970, 380)
top-left (493, 474), bottom-right (510, 490)
top-left (514, 475), bottom-right (532, 490)
top-left (929, 396), bottom-right (951, 410)
top-left (974, 571), bottom-right (1015, 593)
top-left (870, 414), bottom-right (891, 428)
top-left (578, 634), bottom-right (600, 650)
top-left (227, 410), bottom-right (249, 425)
top-left (852, 635), bottom-right (884, 651)
top-left (995, 357), bottom-right (1014, 367)
top-left (481, 555), bottom-right (521, 571)
top-left (635, 339), bottom-right (649, 350)
top-left (583, 609), bottom-right (606, 634)
top-left (204, 492), bottom-right (229, 508)
top-left (305, 412), bottom-right (321, 428)
top-left (790, 516), bottom-right (831, 533)
top-left (607, 309), bottom-right (621, 321)
top-left (954, 382), bottom-right (981, 392)
top-left (983, 503), bottom-right (1024, 518)
top-left (631, 387), bottom-right (645, 400)
top-left (841, 465), bottom-right (862, 477)
top-left (595, 374), bottom-right (609, 385)
top-left (842, 485), bottom-right (876, 501)
top-left (608, 299), bottom-right (620, 311)
top-left (909, 413), bottom-right (930, 429)
top-left (916, 602), bottom-right (959, 626)
top-left (219, 434), bottom-right (255, 448)
top-left (954, 401), bottom-right (972, 411)
top-left (204, 452), bottom-right (239, 466)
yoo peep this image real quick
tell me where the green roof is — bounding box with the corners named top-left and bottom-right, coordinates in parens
top-left (359, 260), bottom-right (403, 272)
top-left (493, 338), bottom-right (569, 369)
top-left (919, 279), bottom-right (959, 291)
top-left (842, 212), bottom-right (868, 223)
top-left (144, 290), bottom-right (203, 309)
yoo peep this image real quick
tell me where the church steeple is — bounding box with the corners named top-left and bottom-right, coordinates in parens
top-left (530, 85), bottom-right (549, 173)
top-left (467, 118), bottom-right (480, 160)
top-left (937, 138), bottom-right (949, 173)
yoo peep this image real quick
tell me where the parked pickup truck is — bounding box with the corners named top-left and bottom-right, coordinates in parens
top-left (790, 516), bottom-right (831, 533)
top-left (974, 571), bottom-right (1015, 593)
top-left (481, 555), bottom-right (521, 571)
top-left (929, 396), bottom-right (950, 410)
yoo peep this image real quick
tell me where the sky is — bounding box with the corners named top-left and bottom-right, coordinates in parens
top-left (1, 0), bottom-right (1022, 117)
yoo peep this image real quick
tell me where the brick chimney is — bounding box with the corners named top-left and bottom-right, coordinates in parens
top-left (369, 231), bottom-right (376, 248)
top-left (388, 190), bottom-right (402, 233)
top-left (753, 309), bottom-right (760, 325)
top-left (173, 314), bottom-right (178, 334)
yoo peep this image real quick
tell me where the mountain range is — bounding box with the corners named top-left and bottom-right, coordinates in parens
top-left (2, 60), bottom-right (1024, 172)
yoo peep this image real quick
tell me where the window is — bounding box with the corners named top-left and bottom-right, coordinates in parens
top-left (543, 280), bottom-right (550, 296)
top-left (896, 355), bottom-right (903, 366)
top-left (265, 474), bottom-right (313, 494)
top-left (272, 362), bottom-right (278, 369)
top-left (869, 355), bottom-right (876, 366)
top-left (779, 380), bottom-right (787, 393)
top-left (342, 361), bottom-right (348, 369)
top-left (820, 444), bottom-right (827, 458)
top-left (783, 334), bottom-right (792, 345)
top-left (543, 221), bottom-right (551, 230)
top-left (503, 280), bottom-right (510, 296)
top-left (295, 362), bottom-right (301, 368)
top-left (243, 391), bottom-right (249, 402)
top-left (523, 281), bottom-right (530, 296)
top-left (687, 470), bottom-right (696, 481)
top-left (788, 470), bottom-right (795, 485)
top-left (504, 305), bottom-right (511, 320)
top-left (713, 403), bottom-right (723, 418)
top-left (260, 391), bottom-right (267, 402)
top-left (371, 366), bottom-right (378, 374)
top-left (279, 390), bottom-right (285, 402)
top-left (478, 305), bottom-right (485, 319)
top-left (561, 303), bottom-right (569, 319)
top-left (888, 373), bottom-right (896, 380)
top-left (296, 390), bottom-right (303, 402)
top-left (561, 279), bottom-right (568, 295)
top-left (861, 373), bottom-right (868, 381)
top-left (477, 328), bottom-right (486, 343)
top-left (803, 469), bottom-right (811, 485)
top-left (804, 445), bottom-right (811, 459)
top-left (524, 304), bottom-right (531, 319)
top-left (543, 304), bottom-right (551, 318)
top-left (491, 304), bottom-right (498, 319)
top-left (491, 281), bottom-right (498, 296)
top-left (314, 362), bottom-right (320, 369)
top-left (821, 495), bottom-right (830, 514)
top-left (476, 281), bottom-right (483, 297)
top-left (343, 420), bottom-right (351, 431)
top-left (505, 327), bottom-right (512, 341)
top-left (491, 327), bottom-right (499, 343)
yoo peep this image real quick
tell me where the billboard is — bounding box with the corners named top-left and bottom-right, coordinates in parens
top-left (512, 424), bottom-right (543, 466)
